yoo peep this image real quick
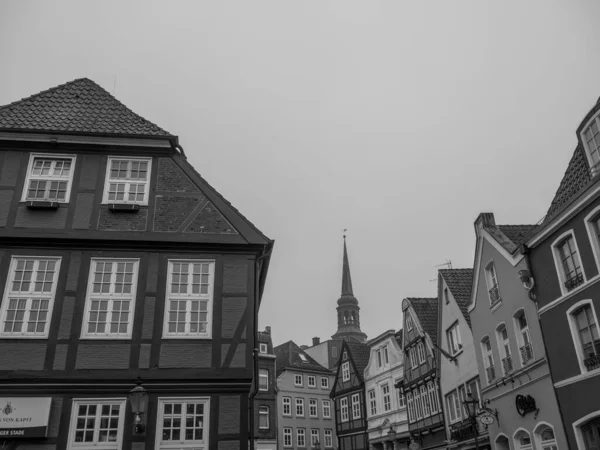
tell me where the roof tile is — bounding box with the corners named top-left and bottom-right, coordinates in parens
top-left (274, 341), bottom-right (331, 378)
top-left (439, 269), bottom-right (473, 328)
top-left (408, 297), bottom-right (439, 345)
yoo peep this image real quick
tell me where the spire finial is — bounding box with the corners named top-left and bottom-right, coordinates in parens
top-left (343, 228), bottom-right (347, 240)
top-left (341, 232), bottom-right (353, 296)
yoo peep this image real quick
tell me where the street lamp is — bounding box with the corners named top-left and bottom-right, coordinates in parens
top-left (462, 393), bottom-right (479, 450)
top-left (314, 440), bottom-right (321, 450)
top-left (129, 382), bottom-right (148, 434)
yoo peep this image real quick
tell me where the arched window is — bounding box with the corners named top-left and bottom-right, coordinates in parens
top-left (351, 311), bottom-right (356, 324)
top-left (513, 429), bottom-right (533, 450)
top-left (485, 261), bottom-right (501, 306)
top-left (481, 336), bottom-right (495, 383)
top-left (344, 311), bottom-right (349, 324)
top-left (534, 423), bottom-right (558, 450)
top-left (495, 433), bottom-right (510, 450)
top-left (496, 324), bottom-right (513, 375)
top-left (513, 309), bottom-right (534, 365)
top-left (580, 416), bottom-right (600, 450)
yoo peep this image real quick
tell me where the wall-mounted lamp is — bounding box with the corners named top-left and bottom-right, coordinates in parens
top-left (129, 383), bottom-right (148, 434)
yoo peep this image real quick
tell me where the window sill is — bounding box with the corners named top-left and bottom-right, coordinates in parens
top-left (25, 200), bottom-right (60, 210)
top-left (0, 335), bottom-right (49, 340)
top-left (80, 335), bottom-right (132, 340)
top-left (161, 335), bottom-right (212, 340)
top-left (108, 203), bottom-right (140, 212)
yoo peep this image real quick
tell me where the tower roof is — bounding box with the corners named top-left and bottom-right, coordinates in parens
top-left (338, 235), bottom-right (358, 306)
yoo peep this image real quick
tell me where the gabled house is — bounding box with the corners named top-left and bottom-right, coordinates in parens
top-left (253, 326), bottom-right (277, 450)
top-left (523, 94), bottom-right (600, 449)
top-left (0, 78), bottom-right (273, 450)
top-left (364, 329), bottom-right (409, 450)
top-left (330, 339), bottom-right (371, 450)
top-left (399, 298), bottom-right (445, 450)
top-left (304, 337), bottom-right (345, 371)
top-left (438, 268), bottom-right (491, 450)
top-left (468, 213), bottom-right (566, 450)
top-left (275, 341), bottom-right (336, 449)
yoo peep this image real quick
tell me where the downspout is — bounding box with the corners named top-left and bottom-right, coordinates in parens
top-left (249, 244), bottom-right (273, 450)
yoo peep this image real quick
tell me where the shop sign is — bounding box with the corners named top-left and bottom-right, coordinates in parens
top-left (408, 442), bottom-right (421, 450)
top-left (515, 394), bottom-right (537, 417)
top-left (479, 413), bottom-right (495, 425)
top-left (0, 398), bottom-right (52, 438)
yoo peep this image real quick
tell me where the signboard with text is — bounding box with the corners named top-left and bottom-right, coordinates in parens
top-left (0, 397), bottom-right (52, 438)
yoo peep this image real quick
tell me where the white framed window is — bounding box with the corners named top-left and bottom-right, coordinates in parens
top-left (567, 300), bottom-right (600, 373)
top-left (295, 398), bottom-right (304, 417)
top-left (377, 349), bottom-right (382, 367)
top-left (163, 260), bottom-right (215, 339)
top-left (155, 397), bottom-right (210, 450)
top-left (22, 154), bottom-right (76, 203)
top-left (309, 399), bottom-right (318, 418)
top-left (420, 385), bottom-right (430, 417)
top-left (258, 406), bottom-right (269, 429)
top-left (514, 429), bottom-right (533, 450)
top-left (427, 381), bottom-right (439, 414)
top-left (481, 336), bottom-right (496, 383)
top-left (102, 157), bottom-right (152, 205)
top-left (406, 312), bottom-right (413, 330)
top-left (299, 353), bottom-right (308, 362)
top-left (368, 390), bottom-right (377, 416)
top-left (458, 385), bottom-right (468, 418)
top-left (81, 259), bottom-right (139, 339)
top-left (283, 428), bottom-right (292, 447)
top-left (414, 388), bottom-right (422, 419)
top-left (308, 375), bottom-right (316, 388)
top-left (321, 377), bottom-right (329, 389)
top-left (407, 392), bottom-right (415, 422)
top-left (311, 429), bottom-right (319, 447)
top-left (552, 231), bottom-right (586, 295)
top-left (297, 429), bottom-right (306, 448)
top-left (383, 345), bottom-right (389, 364)
top-left (0, 257), bottom-right (61, 339)
top-left (534, 423), bottom-right (558, 450)
top-left (467, 378), bottom-right (482, 410)
top-left (382, 384), bottom-right (391, 412)
top-left (340, 397), bottom-right (349, 422)
top-left (496, 324), bottom-right (513, 376)
top-left (447, 321), bottom-right (462, 355)
top-left (585, 206), bottom-right (600, 270)
top-left (294, 374), bottom-right (303, 386)
top-left (259, 343), bottom-right (268, 354)
top-left (351, 393), bottom-right (361, 419)
top-left (282, 397), bottom-right (291, 416)
top-left (259, 369), bottom-right (268, 391)
top-left (485, 262), bottom-right (502, 306)
top-left (446, 390), bottom-right (462, 423)
top-left (409, 347), bottom-right (417, 369)
top-left (395, 380), bottom-right (405, 408)
top-left (342, 361), bottom-right (350, 381)
top-left (444, 287), bottom-right (450, 304)
top-left (417, 342), bottom-right (426, 364)
top-left (324, 429), bottom-right (333, 448)
top-left (513, 309), bottom-right (534, 365)
top-left (322, 400), bottom-right (331, 418)
top-left (581, 109), bottom-right (600, 173)
top-left (68, 398), bottom-right (125, 450)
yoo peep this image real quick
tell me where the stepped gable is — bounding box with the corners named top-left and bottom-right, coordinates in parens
top-left (0, 78), bottom-right (173, 139)
top-left (439, 269), bottom-right (474, 328)
top-left (274, 341), bottom-right (331, 378)
top-left (408, 297), bottom-right (439, 345)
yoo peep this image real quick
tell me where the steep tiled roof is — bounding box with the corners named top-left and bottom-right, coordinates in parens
top-left (408, 298), bottom-right (439, 345)
top-left (497, 225), bottom-right (537, 246)
top-left (274, 341), bottom-right (331, 378)
top-left (345, 340), bottom-right (371, 382)
top-left (544, 145), bottom-right (593, 223)
top-left (439, 269), bottom-right (473, 328)
top-left (0, 78), bottom-right (174, 139)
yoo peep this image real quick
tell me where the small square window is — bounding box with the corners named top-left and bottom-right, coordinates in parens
top-left (23, 154), bottom-right (76, 203)
top-left (102, 157), bottom-right (152, 205)
top-left (68, 399), bottom-right (126, 450)
top-left (307, 376), bottom-right (316, 388)
top-left (321, 377), bottom-right (329, 389)
top-left (294, 374), bottom-right (303, 386)
top-left (259, 343), bottom-right (268, 354)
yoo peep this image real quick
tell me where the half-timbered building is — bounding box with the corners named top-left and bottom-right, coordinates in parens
top-left (330, 340), bottom-right (370, 450)
top-left (398, 298), bottom-right (445, 450)
top-left (0, 78), bottom-right (273, 450)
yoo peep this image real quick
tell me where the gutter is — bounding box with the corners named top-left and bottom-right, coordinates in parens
top-left (248, 242), bottom-right (274, 450)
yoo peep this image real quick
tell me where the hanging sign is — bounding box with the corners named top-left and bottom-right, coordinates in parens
top-left (479, 413), bottom-right (495, 425)
top-left (0, 398), bottom-right (52, 438)
top-left (515, 394), bottom-right (537, 417)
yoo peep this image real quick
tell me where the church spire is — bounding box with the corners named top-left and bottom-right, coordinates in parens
top-left (341, 234), bottom-right (354, 296)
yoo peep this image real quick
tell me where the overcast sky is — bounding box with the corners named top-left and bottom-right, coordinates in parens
top-left (2, 1), bottom-right (600, 348)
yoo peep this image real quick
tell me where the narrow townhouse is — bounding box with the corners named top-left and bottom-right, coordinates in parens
top-left (253, 326), bottom-right (277, 450)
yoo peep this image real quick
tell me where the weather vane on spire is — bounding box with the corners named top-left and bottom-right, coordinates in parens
top-left (343, 228), bottom-right (347, 239)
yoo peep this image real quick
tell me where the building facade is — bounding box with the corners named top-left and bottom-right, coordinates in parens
top-left (399, 298), bottom-right (445, 450)
top-left (254, 327), bottom-right (278, 450)
top-left (525, 96), bottom-right (600, 449)
top-left (331, 340), bottom-right (371, 450)
top-left (437, 269), bottom-right (491, 450)
top-left (275, 341), bottom-right (336, 450)
top-left (304, 337), bottom-right (345, 371)
top-left (0, 79), bottom-right (273, 450)
top-left (469, 213), bottom-right (567, 450)
top-left (364, 330), bottom-right (409, 450)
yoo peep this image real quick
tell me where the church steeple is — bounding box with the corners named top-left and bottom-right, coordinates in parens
top-left (332, 233), bottom-right (367, 343)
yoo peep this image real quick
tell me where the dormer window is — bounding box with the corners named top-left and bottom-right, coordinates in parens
top-left (485, 262), bottom-right (501, 307)
top-left (102, 157), bottom-right (151, 206)
top-left (23, 154), bottom-right (76, 203)
top-left (581, 110), bottom-right (600, 174)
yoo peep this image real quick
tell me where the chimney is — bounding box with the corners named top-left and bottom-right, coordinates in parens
top-left (478, 213), bottom-right (496, 228)
top-left (312, 337), bottom-right (320, 346)
top-left (265, 326), bottom-right (271, 335)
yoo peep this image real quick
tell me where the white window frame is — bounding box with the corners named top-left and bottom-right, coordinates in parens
top-left (22, 153), bottom-right (76, 203)
top-left (155, 397), bottom-right (210, 450)
top-left (513, 428), bottom-right (533, 450)
top-left (342, 361), bottom-right (350, 381)
top-left (580, 109), bottom-right (600, 174)
top-left (351, 393), bottom-right (361, 419)
top-left (409, 347), bottom-right (417, 369)
top-left (311, 429), bottom-right (319, 447)
top-left (283, 428), bottom-right (293, 448)
top-left (282, 397), bottom-right (291, 416)
top-left (377, 348), bottom-right (382, 367)
top-left (368, 389), bottom-right (377, 416)
top-left (321, 377), bottom-right (329, 389)
top-left (533, 422), bottom-right (559, 450)
top-left (259, 369), bottom-right (268, 391)
top-left (258, 406), bottom-right (269, 429)
top-left (485, 261), bottom-right (502, 306)
top-left (414, 388), bottom-right (423, 420)
top-left (585, 205), bottom-right (600, 270)
top-left (102, 156), bottom-right (152, 206)
top-left (382, 384), bottom-right (391, 412)
top-left (446, 390), bottom-right (461, 424)
top-left (324, 429), bottom-right (333, 448)
top-left (567, 299), bottom-right (600, 374)
top-left (309, 399), bottom-right (318, 418)
top-left (427, 381), bottom-right (439, 414)
top-left (417, 342), bottom-right (426, 364)
top-left (295, 398), bottom-right (304, 417)
top-left (308, 375), bottom-right (316, 388)
top-left (406, 392), bottom-right (415, 423)
top-left (406, 312), bottom-right (414, 330)
top-left (496, 323), bottom-right (513, 376)
top-left (551, 230), bottom-right (587, 296)
top-left (322, 400), bottom-right (331, 418)
top-left (81, 258), bottom-right (139, 340)
top-left (383, 345), bottom-right (389, 364)
top-left (67, 398), bottom-right (126, 450)
top-left (0, 256), bottom-right (62, 339)
top-left (481, 336), bottom-right (495, 383)
top-left (297, 428), bottom-right (306, 448)
top-left (294, 374), bottom-right (303, 386)
top-left (259, 343), bottom-right (268, 354)
top-left (162, 260), bottom-right (215, 339)
top-left (446, 321), bottom-right (462, 356)
top-left (420, 385), bottom-right (430, 417)
top-left (340, 397), bottom-right (349, 422)
top-left (513, 308), bottom-right (534, 366)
